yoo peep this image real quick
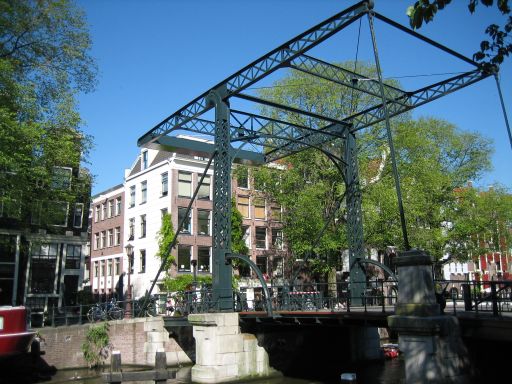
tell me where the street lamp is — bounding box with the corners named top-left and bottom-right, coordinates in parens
top-left (125, 243), bottom-right (134, 319)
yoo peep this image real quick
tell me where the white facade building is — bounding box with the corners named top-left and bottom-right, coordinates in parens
top-left (124, 147), bottom-right (215, 298)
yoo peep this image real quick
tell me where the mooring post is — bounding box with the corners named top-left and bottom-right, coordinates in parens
top-left (154, 349), bottom-right (167, 384)
top-left (110, 350), bottom-right (122, 384)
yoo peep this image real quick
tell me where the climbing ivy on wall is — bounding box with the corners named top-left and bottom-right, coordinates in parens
top-left (81, 322), bottom-right (112, 368)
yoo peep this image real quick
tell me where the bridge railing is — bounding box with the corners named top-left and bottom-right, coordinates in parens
top-left (436, 279), bottom-right (512, 317)
top-left (162, 280), bottom-right (399, 316)
top-left (27, 295), bottom-right (164, 328)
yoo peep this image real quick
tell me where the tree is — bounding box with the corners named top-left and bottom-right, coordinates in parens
top-left (0, 0), bottom-right (96, 229)
top-left (253, 62), bottom-right (404, 277)
top-left (231, 198), bottom-right (249, 256)
top-left (363, 118), bottom-right (493, 260)
top-left (156, 213), bottom-right (176, 271)
top-left (407, 0), bottom-right (511, 66)
top-left (254, 63), bottom-right (494, 275)
top-left (446, 184), bottom-right (512, 261)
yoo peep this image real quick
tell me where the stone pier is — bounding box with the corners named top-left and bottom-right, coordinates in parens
top-left (388, 249), bottom-right (471, 383)
top-left (189, 313), bottom-right (279, 383)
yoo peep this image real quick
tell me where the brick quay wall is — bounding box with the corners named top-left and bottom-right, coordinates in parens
top-left (34, 317), bottom-right (191, 369)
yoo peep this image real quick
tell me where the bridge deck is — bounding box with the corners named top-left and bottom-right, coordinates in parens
top-left (163, 307), bottom-right (512, 342)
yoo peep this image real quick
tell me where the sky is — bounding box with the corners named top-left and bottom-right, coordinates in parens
top-left (76, 0), bottom-right (512, 196)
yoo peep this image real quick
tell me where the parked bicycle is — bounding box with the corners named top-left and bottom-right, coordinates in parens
top-left (87, 298), bottom-right (124, 322)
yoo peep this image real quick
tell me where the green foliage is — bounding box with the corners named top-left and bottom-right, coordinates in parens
top-left (257, 62), bottom-right (495, 269)
top-left (407, 0), bottom-right (511, 65)
top-left (162, 274), bottom-right (212, 292)
top-left (0, 0), bottom-right (96, 230)
top-left (81, 322), bottom-right (112, 368)
top-left (156, 213), bottom-right (177, 270)
top-left (231, 198), bottom-right (249, 256)
top-left (363, 118), bottom-right (493, 260)
top-left (446, 184), bottom-right (512, 261)
top-left (254, 62), bottom-right (400, 273)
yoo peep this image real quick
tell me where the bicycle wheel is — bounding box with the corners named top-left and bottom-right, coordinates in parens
top-left (108, 306), bottom-right (124, 320)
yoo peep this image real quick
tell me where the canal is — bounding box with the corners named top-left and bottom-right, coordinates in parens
top-left (34, 358), bottom-right (405, 384)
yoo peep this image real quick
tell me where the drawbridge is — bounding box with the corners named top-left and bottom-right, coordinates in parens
top-left (137, 1), bottom-right (510, 312)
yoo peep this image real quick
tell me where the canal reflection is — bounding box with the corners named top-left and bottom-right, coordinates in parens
top-left (47, 358), bottom-right (405, 384)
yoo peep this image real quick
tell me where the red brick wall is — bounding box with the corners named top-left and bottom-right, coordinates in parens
top-left (36, 318), bottom-right (152, 369)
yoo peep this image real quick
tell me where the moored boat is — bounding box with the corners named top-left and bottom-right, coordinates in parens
top-left (0, 306), bottom-right (36, 358)
top-left (381, 343), bottom-right (400, 359)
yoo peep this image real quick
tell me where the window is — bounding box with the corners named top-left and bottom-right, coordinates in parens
top-left (94, 262), bottom-right (99, 278)
top-left (51, 167), bottom-right (72, 190)
top-left (73, 203), bottom-right (84, 228)
top-left (256, 256), bottom-right (268, 274)
top-left (115, 259), bottom-right (121, 275)
top-left (0, 193), bottom-right (21, 219)
top-left (178, 207), bottom-right (191, 234)
top-left (238, 196), bottom-right (250, 218)
top-left (95, 205), bottom-right (100, 222)
top-left (108, 200), bottom-right (114, 218)
top-left (272, 228), bottom-right (283, 250)
top-left (198, 210), bottom-right (210, 235)
top-left (178, 171), bottom-right (192, 197)
top-left (94, 233), bottom-right (100, 250)
top-left (142, 150), bottom-right (148, 170)
top-left (273, 257), bottom-right (284, 277)
top-left (49, 202), bottom-right (69, 226)
top-left (140, 215), bottom-right (146, 238)
top-left (254, 171), bottom-right (265, 191)
top-left (30, 243), bottom-right (58, 293)
top-left (107, 260), bottom-right (112, 276)
top-left (198, 247), bottom-right (210, 272)
top-left (129, 218), bottom-right (135, 240)
top-left (242, 226), bottom-right (251, 249)
top-left (271, 206), bottom-right (282, 222)
top-left (101, 203), bottom-right (106, 220)
top-left (139, 249), bottom-right (146, 273)
top-left (129, 186), bottom-right (135, 208)
top-left (255, 227), bottom-right (266, 249)
top-left (198, 175), bottom-right (211, 200)
top-left (30, 201), bottom-right (42, 225)
top-left (115, 197), bottom-right (121, 216)
top-left (115, 227), bottom-right (121, 246)
top-left (178, 245), bottom-right (191, 272)
top-left (237, 168), bottom-right (249, 188)
top-left (108, 229), bottom-right (114, 247)
top-left (101, 231), bottom-right (106, 248)
top-left (254, 198), bottom-right (266, 220)
top-left (65, 244), bottom-right (81, 269)
top-left (141, 181), bottom-right (147, 204)
top-left (161, 172), bottom-right (168, 196)
top-left (100, 261), bottom-right (104, 277)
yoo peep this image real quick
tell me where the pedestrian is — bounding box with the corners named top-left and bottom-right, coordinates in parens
top-left (166, 296), bottom-right (174, 316)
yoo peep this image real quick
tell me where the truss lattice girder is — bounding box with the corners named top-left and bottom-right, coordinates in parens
top-left (137, 1), bottom-right (370, 148)
top-left (156, 110), bottom-right (346, 154)
top-left (349, 69), bottom-right (490, 132)
top-left (289, 54), bottom-right (407, 102)
top-left (264, 69), bottom-right (491, 160)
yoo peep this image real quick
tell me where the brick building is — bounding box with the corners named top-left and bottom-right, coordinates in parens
top-left (91, 137), bottom-right (288, 302)
top-left (89, 184), bottom-right (125, 298)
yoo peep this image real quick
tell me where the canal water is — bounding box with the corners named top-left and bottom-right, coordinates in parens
top-left (41, 357), bottom-right (405, 384)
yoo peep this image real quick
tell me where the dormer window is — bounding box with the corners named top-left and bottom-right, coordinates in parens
top-left (142, 151), bottom-right (148, 170)
top-left (51, 167), bottom-right (72, 190)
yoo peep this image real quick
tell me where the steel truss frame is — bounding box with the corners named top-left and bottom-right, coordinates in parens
top-left (138, 0), bottom-right (495, 310)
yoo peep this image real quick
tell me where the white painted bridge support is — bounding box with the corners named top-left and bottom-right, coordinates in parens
top-left (388, 249), bottom-right (472, 384)
top-left (188, 313), bottom-right (280, 383)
